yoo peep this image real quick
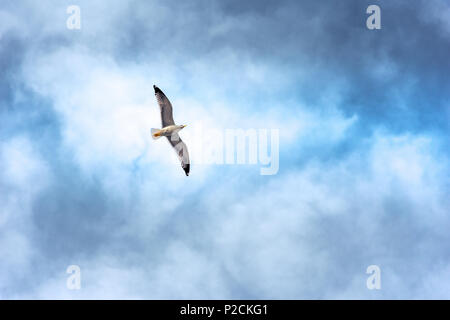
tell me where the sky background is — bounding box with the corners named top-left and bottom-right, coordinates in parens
top-left (0, 0), bottom-right (449, 299)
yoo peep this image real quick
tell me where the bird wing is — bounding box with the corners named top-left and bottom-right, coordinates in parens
top-left (154, 85), bottom-right (175, 127)
top-left (166, 133), bottom-right (190, 176)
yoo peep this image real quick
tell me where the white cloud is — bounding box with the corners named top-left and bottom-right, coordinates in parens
top-left (195, 133), bottom-right (449, 298)
top-left (23, 45), bottom-right (357, 190)
top-left (0, 136), bottom-right (51, 295)
top-left (15, 131), bottom-right (448, 299)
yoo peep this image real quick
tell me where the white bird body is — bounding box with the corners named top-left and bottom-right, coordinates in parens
top-left (151, 124), bottom-right (186, 139)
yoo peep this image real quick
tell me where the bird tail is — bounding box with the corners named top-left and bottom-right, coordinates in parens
top-left (151, 128), bottom-right (162, 140)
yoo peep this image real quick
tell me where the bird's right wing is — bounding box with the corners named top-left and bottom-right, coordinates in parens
top-left (154, 85), bottom-right (175, 127)
top-left (166, 133), bottom-right (190, 176)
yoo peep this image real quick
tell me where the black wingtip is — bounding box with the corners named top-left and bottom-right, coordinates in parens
top-left (153, 85), bottom-right (161, 94)
top-left (183, 164), bottom-right (190, 176)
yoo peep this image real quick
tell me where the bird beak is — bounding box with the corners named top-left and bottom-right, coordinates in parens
top-left (183, 125), bottom-right (187, 128)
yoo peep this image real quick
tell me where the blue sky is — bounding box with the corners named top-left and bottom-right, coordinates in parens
top-left (0, 0), bottom-right (449, 299)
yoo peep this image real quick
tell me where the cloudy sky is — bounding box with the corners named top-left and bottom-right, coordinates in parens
top-left (0, 0), bottom-right (449, 299)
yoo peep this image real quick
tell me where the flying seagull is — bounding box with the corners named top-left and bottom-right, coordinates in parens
top-left (151, 85), bottom-right (190, 176)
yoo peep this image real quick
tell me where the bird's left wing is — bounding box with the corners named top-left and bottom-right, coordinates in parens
top-left (166, 133), bottom-right (190, 176)
top-left (153, 85), bottom-right (175, 127)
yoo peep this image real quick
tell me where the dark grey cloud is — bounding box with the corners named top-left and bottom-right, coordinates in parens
top-left (110, 0), bottom-right (450, 133)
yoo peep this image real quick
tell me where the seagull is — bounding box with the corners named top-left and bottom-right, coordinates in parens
top-left (151, 85), bottom-right (190, 176)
